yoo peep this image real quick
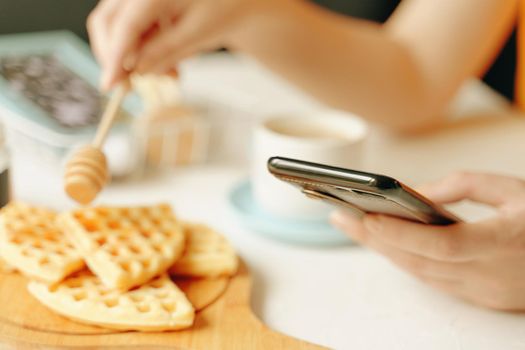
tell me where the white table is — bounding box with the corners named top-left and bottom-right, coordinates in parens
top-left (11, 54), bottom-right (525, 350)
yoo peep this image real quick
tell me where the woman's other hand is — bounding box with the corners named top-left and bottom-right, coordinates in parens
top-left (87, 0), bottom-right (273, 90)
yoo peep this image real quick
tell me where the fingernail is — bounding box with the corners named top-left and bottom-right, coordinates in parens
top-left (122, 53), bottom-right (137, 72)
top-left (330, 210), bottom-right (347, 227)
top-left (100, 74), bottom-right (111, 91)
top-left (330, 211), bottom-right (365, 241)
top-left (364, 215), bottom-right (381, 232)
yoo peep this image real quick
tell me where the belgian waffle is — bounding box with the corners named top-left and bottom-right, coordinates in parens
top-left (58, 204), bottom-right (185, 290)
top-left (28, 271), bottom-right (194, 331)
top-left (0, 202), bottom-right (84, 283)
top-left (170, 223), bottom-right (238, 277)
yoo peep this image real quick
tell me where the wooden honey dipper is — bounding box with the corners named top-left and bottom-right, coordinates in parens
top-left (64, 83), bottom-right (129, 204)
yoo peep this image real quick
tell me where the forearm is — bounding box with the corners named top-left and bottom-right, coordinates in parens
top-left (228, 1), bottom-right (450, 131)
top-left (92, 0), bottom-right (515, 130)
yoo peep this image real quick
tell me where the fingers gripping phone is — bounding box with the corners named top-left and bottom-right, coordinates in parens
top-left (267, 157), bottom-right (460, 225)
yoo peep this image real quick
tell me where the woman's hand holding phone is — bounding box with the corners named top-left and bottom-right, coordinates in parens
top-left (331, 172), bottom-right (525, 311)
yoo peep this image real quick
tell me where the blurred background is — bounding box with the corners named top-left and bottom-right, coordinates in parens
top-left (0, 0), bottom-right (518, 207)
top-left (0, 0), bottom-right (516, 100)
top-left (1, 4), bottom-right (525, 349)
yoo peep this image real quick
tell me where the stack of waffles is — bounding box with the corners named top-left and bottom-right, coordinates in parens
top-left (0, 202), bottom-right (238, 331)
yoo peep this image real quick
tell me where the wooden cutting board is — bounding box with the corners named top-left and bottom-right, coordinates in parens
top-left (0, 261), bottom-right (326, 349)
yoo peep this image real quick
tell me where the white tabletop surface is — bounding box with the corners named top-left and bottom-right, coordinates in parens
top-left (9, 53), bottom-right (525, 350)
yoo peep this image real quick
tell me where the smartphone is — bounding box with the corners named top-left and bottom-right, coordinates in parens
top-left (267, 157), bottom-right (460, 225)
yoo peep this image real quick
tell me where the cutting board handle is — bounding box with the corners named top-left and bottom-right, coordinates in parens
top-left (200, 261), bottom-right (326, 350)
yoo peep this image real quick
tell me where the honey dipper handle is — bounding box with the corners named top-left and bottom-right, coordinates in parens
top-left (92, 83), bottom-right (130, 149)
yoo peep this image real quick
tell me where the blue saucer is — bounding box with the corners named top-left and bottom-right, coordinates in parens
top-left (228, 180), bottom-right (353, 246)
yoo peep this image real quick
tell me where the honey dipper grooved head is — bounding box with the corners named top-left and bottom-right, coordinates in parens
top-left (64, 146), bottom-right (108, 205)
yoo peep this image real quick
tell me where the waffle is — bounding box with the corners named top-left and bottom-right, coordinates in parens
top-left (0, 257), bottom-right (15, 273)
top-left (28, 272), bottom-right (195, 331)
top-left (58, 204), bottom-right (185, 291)
top-left (131, 73), bottom-right (181, 111)
top-left (0, 202), bottom-right (84, 283)
top-left (170, 223), bottom-right (238, 277)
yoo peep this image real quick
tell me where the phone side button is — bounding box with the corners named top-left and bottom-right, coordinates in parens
top-left (301, 188), bottom-right (366, 217)
top-left (302, 188), bottom-right (326, 200)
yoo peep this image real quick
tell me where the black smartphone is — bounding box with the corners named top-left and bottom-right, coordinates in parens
top-left (267, 157), bottom-right (460, 225)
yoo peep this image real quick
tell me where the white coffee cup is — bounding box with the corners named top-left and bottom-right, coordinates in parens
top-left (252, 109), bottom-right (368, 221)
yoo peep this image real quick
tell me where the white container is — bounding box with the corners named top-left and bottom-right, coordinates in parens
top-left (252, 109), bottom-right (368, 220)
